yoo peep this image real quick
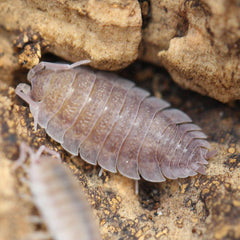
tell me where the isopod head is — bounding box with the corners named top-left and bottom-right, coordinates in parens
top-left (16, 60), bottom-right (91, 130)
top-left (27, 62), bottom-right (53, 102)
top-left (26, 60), bottom-right (91, 102)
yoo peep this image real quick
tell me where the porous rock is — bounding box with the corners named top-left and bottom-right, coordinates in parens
top-left (0, 0), bottom-right (142, 70)
top-left (141, 0), bottom-right (240, 102)
top-left (0, 0), bottom-right (239, 102)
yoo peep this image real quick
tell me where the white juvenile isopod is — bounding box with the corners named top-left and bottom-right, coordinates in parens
top-left (14, 143), bottom-right (102, 240)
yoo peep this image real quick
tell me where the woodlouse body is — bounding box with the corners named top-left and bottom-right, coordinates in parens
top-left (14, 143), bottom-right (102, 240)
top-left (15, 61), bottom-right (213, 182)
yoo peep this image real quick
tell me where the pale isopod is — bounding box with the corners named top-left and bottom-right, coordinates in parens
top-left (15, 61), bottom-right (215, 184)
top-left (14, 143), bottom-right (102, 240)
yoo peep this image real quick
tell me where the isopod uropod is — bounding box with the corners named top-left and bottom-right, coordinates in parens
top-left (15, 61), bottom-right (215, 185)
top-left (14, 143), bottom-right (102, 240)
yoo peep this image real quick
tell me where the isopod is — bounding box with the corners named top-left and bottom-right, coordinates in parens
top-left (15, 61), bottom-right (215, 184)
top-left (14, 143), bottom-right (102, 240)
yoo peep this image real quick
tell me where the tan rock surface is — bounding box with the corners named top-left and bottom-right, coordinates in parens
top-left (0, 28), bottom-right (21, 85)
top-left (0, 0), bottom-right (239, 102)
top-left (0, 59), bottom-right (240, 239)
top-left (0, 0), bottom-right (142, 70)
top-left (141, 0), bottom-right (240, 102)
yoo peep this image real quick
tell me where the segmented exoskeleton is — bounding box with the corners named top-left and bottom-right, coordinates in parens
top-left (15, 61), bottom-right (215, 184)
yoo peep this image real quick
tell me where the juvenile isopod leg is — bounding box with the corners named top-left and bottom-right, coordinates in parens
top-left (18, 193), bottom-right (33, 202)
top-left (34, 145), bottom-right (61, 163)
top-left (13, 142), bottom-right (34, 170)
top-left (28, 215), bottom-right (43, 224)
top-left (19, 176), bottom-right (31, 185)
top-left (40, 60), bottom-right (91, 71)
top-left (25, 231), bottom-right (52, 240)
top-left (13, 142), bottom-right (61, 170)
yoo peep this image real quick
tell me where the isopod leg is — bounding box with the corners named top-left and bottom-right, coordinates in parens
top-left (135, 180), bottom-right (139, 195)
top-left (40, 60), bottom-right (91, 71)
top-left (98, 167), bottom-right (104, 177)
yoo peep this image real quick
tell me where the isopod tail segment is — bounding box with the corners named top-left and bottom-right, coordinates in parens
top-left (16, 60), bottom-right (91, 131)
top-left (13, 142), bottom-right (61, 171)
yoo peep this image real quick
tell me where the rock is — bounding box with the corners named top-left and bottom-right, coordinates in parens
top-left (141, 0), bottom-right (240, 102)
top-left (0, 1), bottom-right (240, 238)
top-left (0, 0), bottom-right (142, 70)
top-left (0, 0), bottom-right (239, 102)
